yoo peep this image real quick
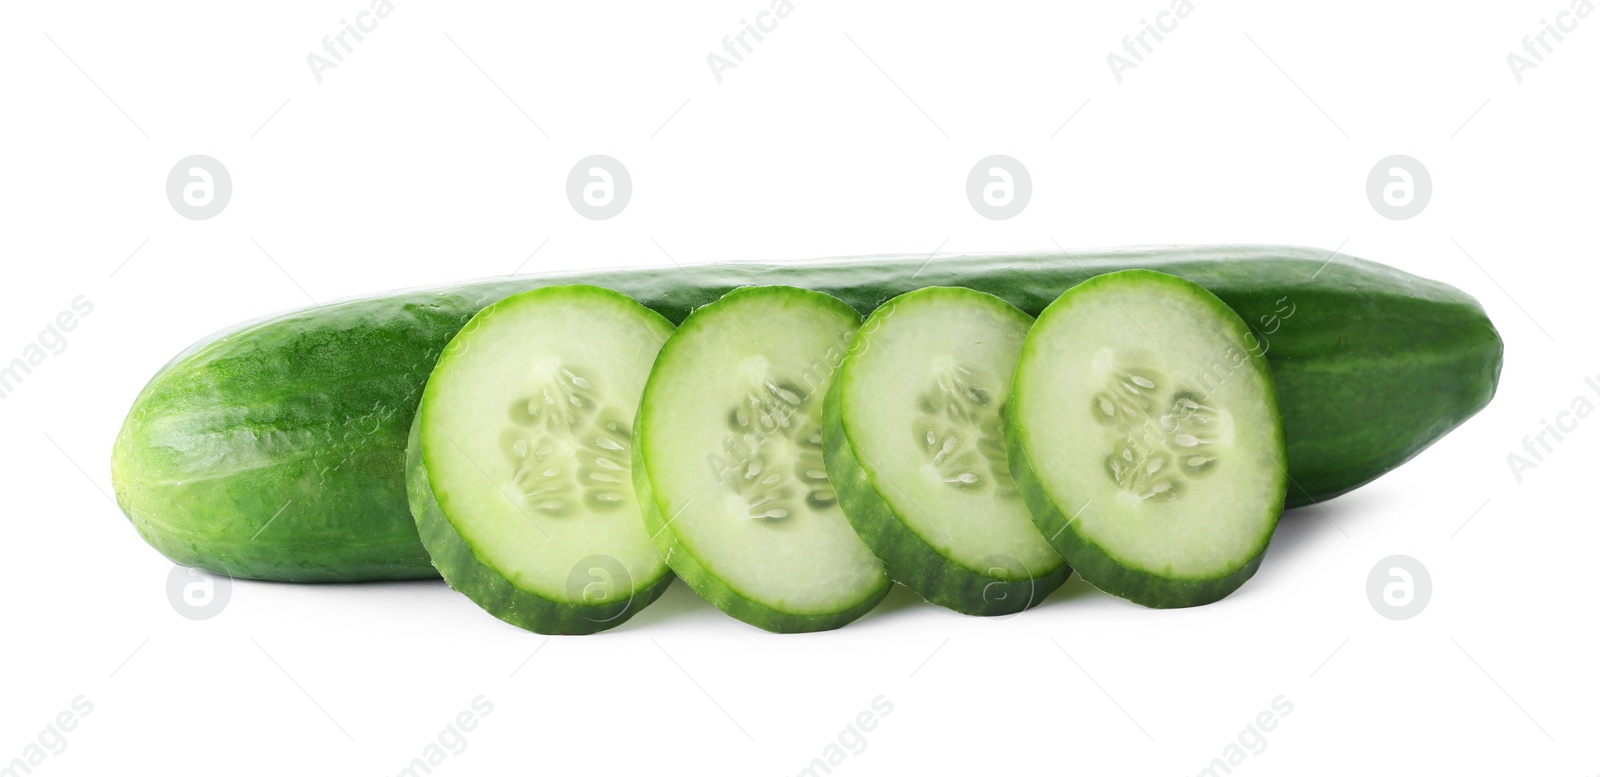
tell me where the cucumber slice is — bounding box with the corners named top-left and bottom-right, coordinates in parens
top-left (634, 286), bottom-right (890, 632)
top-left (1007, 270), bottom-right (1287, 608)
top-left (824, 288), bottom-right (1068, 615)
top-left (407, 285), bottom-right (674, 634)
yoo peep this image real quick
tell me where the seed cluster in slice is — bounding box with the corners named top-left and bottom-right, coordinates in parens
top-left (1007, 270), bottom-right (1288, 608)
top-left (407, 285), bottom-right (675, 634)
top-left (634, 286), bottom-right (890, 633)
top-left (825, 287), bottom-right (1068, 615)
top-left (911, 358), bottom-right (1017, 499)
top-left (1093, 367), bottom-right (1223, 503)
top-left (718, 377), bottom-right (837, 520)
top-left (499, 365), bottom-right (639, 517)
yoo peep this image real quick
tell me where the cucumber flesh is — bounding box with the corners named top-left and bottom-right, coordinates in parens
top-left (825, 287), bottom-right (1067, 615)
top-left (635, 286), bottom-right (890, 632)
top-left (407, 285), bottom-right (674, 634)
top-left (1008, 270), bottom-right (1287, 608)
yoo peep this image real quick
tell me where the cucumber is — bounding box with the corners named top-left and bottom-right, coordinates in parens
top-left (1007, 270), bottom-right (1288, 607)
top-left (823, 287), bottom-right (1068, 615)
top-left (406, 286), bottom-right (672, 634)
top-left (633, 286), bottom-right (890, 632)
top-left (113, 246), bottom-right (1501, 582)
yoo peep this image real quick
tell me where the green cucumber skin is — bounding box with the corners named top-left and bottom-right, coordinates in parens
top-left (1006, 271), bottom-right (1289, 609)
top-left (113, 245), bottom-right (1501, 581)
top-left (111, 298), bottom-right (473, 582)
top-left (632, 405), bottom-right (892, 634)
top-left (406, 414), bottom-right (671, 634)
top-left (822, 374), bottom-right (1070, 616)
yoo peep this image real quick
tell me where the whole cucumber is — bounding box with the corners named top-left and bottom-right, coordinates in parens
top-left (112, 246), bottom-right (1502, 581)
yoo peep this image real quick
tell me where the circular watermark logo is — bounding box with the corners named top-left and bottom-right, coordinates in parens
top-left (1366, 554), bottom-right (1431, 621)
top-left (966, 155), bottom-right (1031, 220)
top-left (1365, 155), bottom-right (1431, 220)
top-left (566, 155), bottom-right (631, 220)
top-left (566, 554), bottom-right (634, 624)
top-left (166, 564), bottom-right (232, 620)
top-left (166, 155), bottom-right (232, 220)
top-left (976, 553), bottom-right (1037, 619)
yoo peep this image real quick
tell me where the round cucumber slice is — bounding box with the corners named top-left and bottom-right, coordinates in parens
top-left (824, 287), bottom-right (1068, 615)
top-left (634, 286), bottom-right (890, 633)
top-left (407, 285), bottom-right (675, 634)
top-left (1007, 270), bottom-right (1287, 608)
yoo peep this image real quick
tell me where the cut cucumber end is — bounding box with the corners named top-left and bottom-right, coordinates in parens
top-left (408, 285), bottom-right (675, 634)
top-left (1008, 270), bottom-right (1287, 608)
top-left (825, 287), bottom-right (1068, 616)
top-left (635, 286), bottom-right (890, 633)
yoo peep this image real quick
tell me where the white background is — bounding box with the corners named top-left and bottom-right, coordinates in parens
top-left (1, 1), bottom-right (1595, 775)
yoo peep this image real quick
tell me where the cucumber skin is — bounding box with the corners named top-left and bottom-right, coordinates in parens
top-left (112, 245), bottom-right (1501, 582)
top-left (1005, 271), bottom-right (1289, 609)
top-left (823, 374), bottom-right (1070, 616)
top-left (406, 414), bottom-right (672, 635)
top-left (631, 286), bottom-right (891, 633)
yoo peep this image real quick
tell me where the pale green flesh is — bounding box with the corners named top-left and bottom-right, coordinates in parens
top-left (640, 288), bottom-right (885, 616)
top-left (420, 287), bottom-right (671, 604)
top-left (841, 288), bottom-right (1060, 577)
top-left (1015, 277), bottom-right (1283, 578)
